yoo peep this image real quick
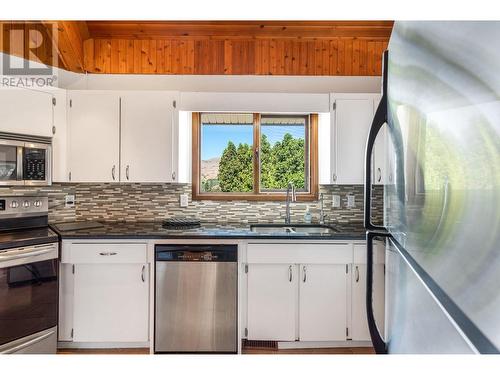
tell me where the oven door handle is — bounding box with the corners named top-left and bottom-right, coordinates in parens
top-left (0, 245), bottom-right (57, 263)
top-left (1, 329), bottom-right (55, 354)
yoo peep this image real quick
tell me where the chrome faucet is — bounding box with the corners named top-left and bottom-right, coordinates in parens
top-left (319, 193), bottom-right (328, 224)
top-left (285, 182), bottom-right (296, 224)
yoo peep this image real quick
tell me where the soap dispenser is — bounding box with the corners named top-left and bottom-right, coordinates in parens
top-left (304, 205), bottom-right (312, 223)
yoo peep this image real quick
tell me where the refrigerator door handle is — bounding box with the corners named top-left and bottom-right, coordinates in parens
top-left (366, 230), bottom-right (390, 354)
top-left (364, 50), bottom-right (389, 232)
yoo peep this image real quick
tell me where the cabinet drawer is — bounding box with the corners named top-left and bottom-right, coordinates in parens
top-left (247, 243), bottom-right (352, 264)
top-left (69, 243), bottom-right (147, 264)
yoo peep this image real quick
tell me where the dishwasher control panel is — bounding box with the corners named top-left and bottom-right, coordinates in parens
top-left (155, 244), bottom-right (237, 262)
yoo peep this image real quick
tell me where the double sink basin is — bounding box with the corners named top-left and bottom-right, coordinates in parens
top-left (249, 223), bottom-right (338, 235)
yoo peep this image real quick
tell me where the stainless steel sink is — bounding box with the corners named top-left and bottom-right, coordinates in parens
top-left (249, 224), bottom-right (338, 235)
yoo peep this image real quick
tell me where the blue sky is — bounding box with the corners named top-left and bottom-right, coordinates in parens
top-left (201, 124), bottom-right (305, 160)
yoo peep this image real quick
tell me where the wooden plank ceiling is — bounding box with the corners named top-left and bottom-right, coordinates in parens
top-left (1, 21), bottom-right (393, 75)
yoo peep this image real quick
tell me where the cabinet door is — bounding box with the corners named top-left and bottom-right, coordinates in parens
top-left (73, 263), bottom-right (149, 342)
top-left (351, 263), bottom-right (370, 341)
top-left (0, 88), bottom-right (53, 137)
top-left (68, 91), bottom-right (120, 182)
top-left (247, 264), bottom-right (297, 341)
top-left (351, 263), bottom-right (385, 341)
top-left (299, 264), bottom-right (348, 341)
top-left (120, 92), bottom-right (177, 182)
top-left (332, 98), bottom-right (374, 184)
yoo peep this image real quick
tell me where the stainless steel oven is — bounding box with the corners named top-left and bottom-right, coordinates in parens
top-left (0, 133), bottom-right (52, 186)
top-left (0, 196), bottom-right (58, 354)
top-left (0, 243), bottom-right (58, 354)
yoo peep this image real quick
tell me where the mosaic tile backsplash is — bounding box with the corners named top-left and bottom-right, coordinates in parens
top-left (0, 183), bottom-right (383, 225)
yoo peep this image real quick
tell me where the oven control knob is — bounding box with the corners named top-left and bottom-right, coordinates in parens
top-left (22, 200), bottom-right (30, 208)
top-left (10, 200), bottom-right (19, 208)
top-left (34, 200), bottom-right (42, 207)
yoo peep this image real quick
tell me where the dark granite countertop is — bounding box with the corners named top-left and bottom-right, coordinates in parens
top-left (50, 221), bottom-right (367, 241)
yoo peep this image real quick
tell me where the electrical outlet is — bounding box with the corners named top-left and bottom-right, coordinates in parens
top-left (179, 194), bottom-right (189, 207)
top-left (346, 195), bottom-right (355, 208)
top-left (332, 194), bottom-right (340, 208)
top-left (65, 194), bottom-right (75, 208)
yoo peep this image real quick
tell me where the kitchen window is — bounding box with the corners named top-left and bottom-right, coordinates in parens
top-left (192, 112), bottom-right (318, 200)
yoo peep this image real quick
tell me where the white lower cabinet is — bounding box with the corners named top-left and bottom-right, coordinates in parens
top-left (351, 243), bottom-right (385, 341)
top-left (351, 264), bottom-right (370, 340)
top-left (73, 263), bottom-right (149, 342)
top-left (59, 242), bottom-right (150, 344)
top-left (247, 264), bottom-right (298, 341)
top-left (299, 264), bottom-right (347, 341)
top-left (245, 243), bottom-right (353, 342)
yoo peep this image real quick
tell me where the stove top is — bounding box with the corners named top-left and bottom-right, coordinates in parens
top-left (0, 196), bottom-right (58, 250)
top-left (0, 226), bottom-right (58, 251)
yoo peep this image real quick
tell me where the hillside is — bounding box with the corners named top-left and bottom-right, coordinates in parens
top-left (201, 157), bottom-right (220, 180)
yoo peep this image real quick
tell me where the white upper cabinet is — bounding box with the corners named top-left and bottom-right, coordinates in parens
top-left (120, 91), bottom-right (178, 183)
top-left (0, 87), bottom-right (54, 137)
top-left (67, 90), bottom-right (182, 183)
top-left (51, 89), bottom-right (68, 182)
top-left (67, 91), bottom-right (120, 182)
top-left (330, 93), bottom-right (378, 185)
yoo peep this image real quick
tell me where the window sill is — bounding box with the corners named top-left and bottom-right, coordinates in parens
top-left (192, 192), bottom-right (319, 202)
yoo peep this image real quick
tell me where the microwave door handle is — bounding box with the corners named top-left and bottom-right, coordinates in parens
top-left (16, 146), bottom-right (23, 180)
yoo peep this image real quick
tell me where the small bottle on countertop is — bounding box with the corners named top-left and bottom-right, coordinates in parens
top-left (304, 205), bottom-right (312, 223)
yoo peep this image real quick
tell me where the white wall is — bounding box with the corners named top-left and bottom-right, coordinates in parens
top-left (180, 92), bottom-right (330, 113)
top-left (61, 72), bottom-right (381, 94)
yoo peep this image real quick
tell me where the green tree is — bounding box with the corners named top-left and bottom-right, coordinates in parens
top-left (217, 132), bottom-right (305, 193)
top-left (218, 141), bottom-right (253, 192)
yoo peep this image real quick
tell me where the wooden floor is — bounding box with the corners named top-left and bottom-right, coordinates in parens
top-left (57, 348), bottom-right (150, 355)
top-left (242, 347), bottom-right (375, 354)
top-left (58, 347), bottom-right (374, 355)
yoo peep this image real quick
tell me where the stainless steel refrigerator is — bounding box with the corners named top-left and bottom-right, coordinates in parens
top-left (365, 21), bottom-right (500, 354)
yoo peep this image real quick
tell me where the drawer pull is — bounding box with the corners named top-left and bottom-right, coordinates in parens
top-left (99, 252), bottom-right (117, 256)
top-left (141, 265), bottom-right (146, 282)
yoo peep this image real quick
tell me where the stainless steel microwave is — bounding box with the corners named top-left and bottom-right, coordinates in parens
top-left (0, 133), bottom-right (52, 186)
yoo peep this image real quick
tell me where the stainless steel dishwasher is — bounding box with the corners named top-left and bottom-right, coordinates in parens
top-left (155, 244), bottom-right (237, 353)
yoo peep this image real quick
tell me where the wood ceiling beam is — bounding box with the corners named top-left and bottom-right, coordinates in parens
top-left (86, 21), bottom-right (394, 40)
top-left (42, 21), bottom-right (88, 72)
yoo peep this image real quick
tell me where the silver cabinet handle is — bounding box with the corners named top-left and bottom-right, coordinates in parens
top-left (377, 167), bottom-right (382, 182)
top-left (303, 265), bottom-right (307, 283)
top-left (355, 265), bottom-right (359, 283)
top-left (99, 252), bottom-right (117, 256)
top-left (288, 265), bottom-right (293, 282)
top-left (332, 173), bottom-right (337, 182)
top-left (172, 171), bottom-right (176, 181)
top-left (112, 165), bottom-right (116, 180)
top-left (141, 265), bottom-right (146, 282)
top-left (126, 165), bottom-right (130, 180)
